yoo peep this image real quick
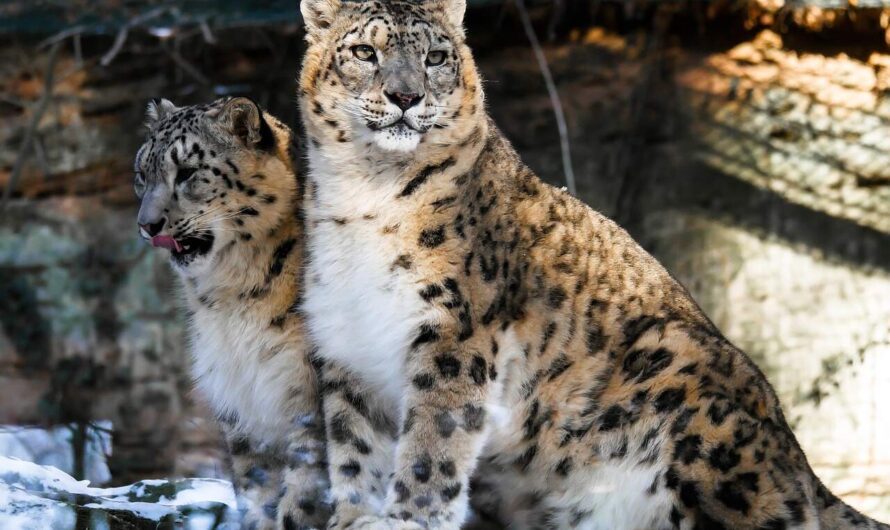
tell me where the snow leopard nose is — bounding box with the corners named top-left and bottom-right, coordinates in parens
top-left (139, 218), bottom-right (166, 237)
top-left (386, 91), bottom-right (424, 111)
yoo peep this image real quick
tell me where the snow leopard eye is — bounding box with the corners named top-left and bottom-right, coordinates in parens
top-left (426, 50), bottom-right (446, 67)
top-left (352, 45), bottom-right (377, 63)
top-left (175, 167), bottom-right (197, 186)
top-left (134, 171), bottom-right (146, 198)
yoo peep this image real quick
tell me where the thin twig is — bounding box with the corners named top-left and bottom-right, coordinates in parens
top-left (2, 41), bottom-right (63, 211)
top-left (73, 33), bottom-right (83, 68)
top-left (515, 0), bottom-right (577, 195)
top-left (101, 6), bottom-right (171, 67)
top-left (162, 41), bottom-right (210, 86)
top-left (38, 25), bottom-right (89, 50)
top-left (200, 20), bottom-right (217, 44)
top-left (101, 27), bottom-right (129, 66)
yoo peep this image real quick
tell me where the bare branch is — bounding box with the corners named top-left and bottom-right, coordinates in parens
top-left (73, 33), bottom-right (83, 68)
top-left (101, 6), bottom-right (172, 67)
top-left (37, 25), bottom-right (89, 50)
top-left (161, 41), bottom-right (210, 86)
top-left (100, 27), bottom-right (129, 67)
top-left (200, 20), bottom-right (217, 44)
top-left (515, 0), bottom-right (577, 196)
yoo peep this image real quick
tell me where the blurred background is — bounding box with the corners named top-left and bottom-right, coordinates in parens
top-left (0, 0), bottom-right (888, 524)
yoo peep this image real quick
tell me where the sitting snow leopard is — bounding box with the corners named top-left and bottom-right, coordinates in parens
top-left (134, 97), bottom-right (329, 530)
top-left (297, 1), bottom-right (889, 530)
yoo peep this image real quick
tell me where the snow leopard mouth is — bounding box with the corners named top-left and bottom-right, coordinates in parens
top-left (150, 234), bottom-right (215, 265)
top-left (370, 118), bottom-right (421, 133)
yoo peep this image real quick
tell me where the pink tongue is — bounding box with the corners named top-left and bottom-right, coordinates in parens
top-left (150, 235), bottom-right (183, 253)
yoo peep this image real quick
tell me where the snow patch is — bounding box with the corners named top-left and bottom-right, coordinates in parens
top-left (0, 456), bottom-right (238, 530)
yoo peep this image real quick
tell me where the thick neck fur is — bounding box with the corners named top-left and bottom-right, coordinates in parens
top-left (175, 133), bottom-right (310, 443)
top-left (180, 212), bottom-right (300, 316)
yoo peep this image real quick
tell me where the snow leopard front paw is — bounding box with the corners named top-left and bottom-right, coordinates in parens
top-left (327, 514), bottom-right (424, 530)
top-left (277, 479), bottom-right (332, 530)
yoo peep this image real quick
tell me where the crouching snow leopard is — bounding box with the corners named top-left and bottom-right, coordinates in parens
top-left (297, 1), bottom-right (889, 529)
top-left (134, 97), bottom-right (330, 529)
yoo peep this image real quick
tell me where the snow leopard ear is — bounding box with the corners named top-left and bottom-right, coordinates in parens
top-left (442, 0), bottom-right (466, 28)
top-left (145, 98), bottom-right (178, 130)
top-left (301, 0), bottom-right (341, 42)
top-left (217, 97), bottom-right (276, 151)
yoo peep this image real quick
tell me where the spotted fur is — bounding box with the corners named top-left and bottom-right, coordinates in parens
top-left (297, 2), bottom-right (889, 530)
top-left (135, 98), bottom-right (329, 530)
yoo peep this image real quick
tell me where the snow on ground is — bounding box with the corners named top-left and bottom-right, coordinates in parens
top-left (0, 456), bottom-right (240, 529)
top-left (0, 423), bottom-right (112, 484)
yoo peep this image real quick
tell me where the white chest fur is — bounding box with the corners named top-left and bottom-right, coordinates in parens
top-left (302, 167), bottom-right (430, 412)
top-left (189, 306), bottom-right (304, 445)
